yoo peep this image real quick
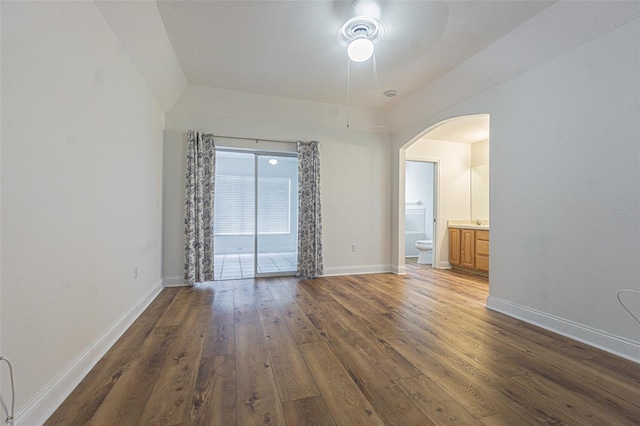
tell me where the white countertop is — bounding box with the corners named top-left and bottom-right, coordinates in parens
top-left (448, 220), bottom-right (490, 230)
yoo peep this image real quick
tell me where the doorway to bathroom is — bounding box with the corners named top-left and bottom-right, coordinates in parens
top-left (213, 150), bottom-right (298, 280)
top-left (397, 113), bottom-right (490, 279)
top-left (405, 160), bottom-right (436, 266)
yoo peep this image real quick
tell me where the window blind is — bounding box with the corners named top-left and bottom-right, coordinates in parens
top-left (214, 175), bottom-right (291, 235)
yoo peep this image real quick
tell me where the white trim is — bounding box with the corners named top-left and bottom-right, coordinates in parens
top-left (405, 155), bottom-right (441, 163)
top-left (16, 280), bottom-right (164, 425)
top-left (321, 264), bottom-right (391, 277)
top-left (486, 296), bottom-right (640, 364)
top-left (163, 275), bottom-right (188, 287)
top-left (393, 265), bottom-right (408, 275)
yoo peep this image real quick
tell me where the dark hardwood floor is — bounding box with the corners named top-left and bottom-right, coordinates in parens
top-left (46, 263), bottom-right (640, 425)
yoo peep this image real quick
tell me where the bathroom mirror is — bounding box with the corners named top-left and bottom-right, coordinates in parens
top-left (471, 163), bottom-right (489, 220)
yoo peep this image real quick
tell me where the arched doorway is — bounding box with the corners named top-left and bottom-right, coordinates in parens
top-left (397, 114), bottom-right (490, 275)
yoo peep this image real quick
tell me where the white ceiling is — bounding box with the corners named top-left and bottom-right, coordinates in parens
top-left (155, 0), bottom-right (554, 109)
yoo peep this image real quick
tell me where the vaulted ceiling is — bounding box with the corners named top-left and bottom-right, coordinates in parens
top-left (96, 0), bottom-right (639, 134)
top-left (154, 0), bottom-right (553, 109)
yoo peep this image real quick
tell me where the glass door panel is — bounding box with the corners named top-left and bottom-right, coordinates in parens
top-left (256, 154), bottom-right (298, 277)
top-left (213, 151), bottom-right (255, 280)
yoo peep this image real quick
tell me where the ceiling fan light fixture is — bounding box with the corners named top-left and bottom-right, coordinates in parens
top-left (348, 38), bottom-right (375, 62)
top-left (338, 16), bottom-right (384, 62)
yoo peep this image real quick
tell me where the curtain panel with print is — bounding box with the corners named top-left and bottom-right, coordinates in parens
top-left (297, 141), bottom-right (323, 278)
top-left (184, 131), bottom-right (216, 285)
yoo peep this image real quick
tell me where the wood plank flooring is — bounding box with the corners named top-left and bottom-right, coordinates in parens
top-left (46, 264), bottom-right (640, 425)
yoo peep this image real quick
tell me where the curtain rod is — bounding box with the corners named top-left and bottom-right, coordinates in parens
top-left (213, 134), bottom-right (298, 144)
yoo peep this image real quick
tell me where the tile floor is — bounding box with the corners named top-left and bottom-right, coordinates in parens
top-left (213, 252), bottom-right (297, 280)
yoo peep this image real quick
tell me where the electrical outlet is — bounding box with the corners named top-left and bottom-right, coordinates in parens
top-left (134, 266), bottom-right (138, 279)
top-left (352, 244), bottom-right (357, 252)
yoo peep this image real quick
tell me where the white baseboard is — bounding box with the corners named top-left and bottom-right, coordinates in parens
top-left (394, 262), bottom-right (455, 275)
top-left (163, 275), bottom-right (188, 287)
top-left (16, 280), bottom-right (164, 425)
top-left (393, 264), bottom-right (408, 275)
top-left (486, 296), bottom-right (640, 364)
top-left (165, 267), bottom-right (395, 283)
top-left (321, 264), bottom-right (391, 277)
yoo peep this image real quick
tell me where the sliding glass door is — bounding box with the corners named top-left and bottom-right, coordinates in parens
top-left (213, 150), bottom-right (297, 280)
top-left (256, 154), bottom-right (298, 277)
top-left (213, 151), bottom-right (255, 280)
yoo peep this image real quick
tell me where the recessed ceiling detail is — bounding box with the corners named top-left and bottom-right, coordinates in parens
top-left (338, 16), bottom-right (385, 46)
top-left (155, 1), bottom-right (556, 109)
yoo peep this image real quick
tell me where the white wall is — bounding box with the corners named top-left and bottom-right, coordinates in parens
top-left (1, 2), bottom-right (165, 422)
top-left (94, 0), bottom-right (188, 113)
top-left (163, 85), bottom-right (392, 282)
top-left (392, 18), bottom-right (640, 361)
top-left (471, 139), bottom-right (490, 220)
top-left (406, 140), bottom-right (471, 268)
top-left (471, 139), bottom-right (489, 166)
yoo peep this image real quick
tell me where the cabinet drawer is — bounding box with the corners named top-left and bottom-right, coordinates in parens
top-left (475, 254), bottom-right (489, 271)
top-left (476, 240), bottom-right (489, 256)
top-left (476, 230), bottom-right (489, 241)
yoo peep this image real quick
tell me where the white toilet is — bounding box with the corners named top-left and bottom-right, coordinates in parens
top-left (415, 240), bottom-right (433, 264)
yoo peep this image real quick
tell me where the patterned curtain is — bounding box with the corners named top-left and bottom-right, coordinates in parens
top-left (297, 141), bottom-right (323, 278)
top-left (184, 131), bottom-right (216, 285)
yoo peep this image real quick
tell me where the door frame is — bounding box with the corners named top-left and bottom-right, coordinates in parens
top-left (254, 152), bottom-right (298, 278)
top-left (404, 157), bottom-right (439, 267)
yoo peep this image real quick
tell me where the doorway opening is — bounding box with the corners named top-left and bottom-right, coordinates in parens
top-left (404, 160), bottom-right (436, 266)
top-left (213, 150), bottom-right (298, 280)
top-left (398, 114), bottom-right (490, 276)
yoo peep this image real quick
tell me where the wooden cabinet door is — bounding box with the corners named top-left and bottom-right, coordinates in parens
top-left (461, 229), bottom-right (475, 268)
top-left (449, 228), bottom-right (461, 266)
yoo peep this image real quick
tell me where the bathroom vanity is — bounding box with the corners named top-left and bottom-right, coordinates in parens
top-left (448, 221), bottom-right (489, 276)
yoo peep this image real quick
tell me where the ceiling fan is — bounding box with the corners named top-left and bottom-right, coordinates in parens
top-left (337, 1), bottom-right (388, 129)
